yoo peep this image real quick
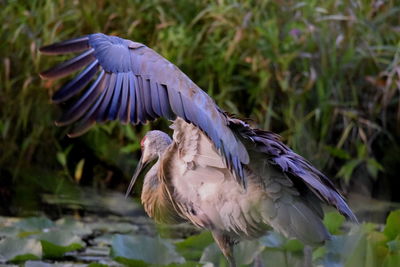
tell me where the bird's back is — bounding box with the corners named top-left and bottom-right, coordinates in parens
top-left (159, 119), bottom-right (330, 245)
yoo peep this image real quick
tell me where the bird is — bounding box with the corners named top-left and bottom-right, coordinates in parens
top-left (39, 33), bottom-right (357, 267)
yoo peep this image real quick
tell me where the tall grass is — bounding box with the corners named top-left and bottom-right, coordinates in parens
top-left (0, 0), bottom-right (399, 215)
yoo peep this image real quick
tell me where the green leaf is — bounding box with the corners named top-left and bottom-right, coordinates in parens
top-left (366, 232), bottom-right (389, 267)
top-left (0, 226), bottom-right (19, 238)
top-left (87, 263), bottom-right (110, 267)
top-left (113, 257), bottom-right (149, 267)
top-left (40, 240), bottom-right (83, 259)
top-left (0, 237), bottom-right (42, 262)
top-left (111, 234), bottom-right (185, 265)
top-left (315, 226), bottom-right (367, 266)
top-left (312, 246), bottom-right (326, 261)
top-left (323, 211), bottom-right (346, 234)
top-left (34, 231), bottom-right (84, 258)
top-left (56, 152), bottom-right (67, 167)
top-left (200, 240), bottom-right (264, 266)
top-left (175, 231), bottom-right (213, 261)
top-left (163, 262), bottom-right (200, 267)
top-left (55, 217), bottom-right (92, 236)
top-left (357, 143), bottom-right (368, 158)
top-left (387, 240), bottom-right (400, 253)
top-left (120, 143), bottom-right (140, 154)
top-left (382, 252), bottom-right (400, 267)
top-left (337, 159), bottom-right (361, 184)
top-left (233, 239), bottom-right (265, 265)
top-left (259, 231), bottom-right (286, 249)
top-left (366, 158), bottom-right (384, 179)
top-left (9, 254), bottom-right (40, 263)
top-left (199, 243), bottom-right (225, 266)
top-left (259, 248), bottom-right (304, 267)
top-left (384, 210), bottom-right (400, 240)
top-left (56, 146), bottom-right (72, 167)
top-left (283, 239), bottom-right (304, 252)
top-left (15, 217), bottom-right (54, 231)
top-left (18, 231), bottom-right (41, 238)
top-left (325, 145), bottom-right (351, 159)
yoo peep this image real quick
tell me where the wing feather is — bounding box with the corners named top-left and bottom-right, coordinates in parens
top-left (40, 48), bottom-right (95, 79)
top-left (142, 78), bottom-right (158, 119)
top-left (128, 72), bottom-right (137, 123)
top-left (229, 118), bottom-right (358, 222)
top-left (134, 75), bottom-right (147, 123)
top-left (150, 81), bottom-right (162, 116)
top-left (56, 70), bottom-right (106, 126)
top-left (96, 73), bottom-right (117, 122)
top-left (52, 59), bottom-right (99, 103)
top-left (118, 73), bottom-right (130, 123)
top-left (40, 33), bottom-right (249, 184)
top-left (39, 36), bottom-right (89, 55)
top-left (108, 72), bottom-right (124, 120)
top-left (157, 84), bottom-right (175, 119)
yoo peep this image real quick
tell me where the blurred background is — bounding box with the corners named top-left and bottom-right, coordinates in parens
top-left (0, 0), bottom-right (399, 266)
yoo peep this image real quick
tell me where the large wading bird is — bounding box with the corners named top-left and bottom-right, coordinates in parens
top-left (40, 33), bottom-right (357, 267)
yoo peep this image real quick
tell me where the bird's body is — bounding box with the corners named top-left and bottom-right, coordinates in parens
top-left (143, 119), bottom-right (328, 241)
top-left (40, 33), bottom-right (357, 266)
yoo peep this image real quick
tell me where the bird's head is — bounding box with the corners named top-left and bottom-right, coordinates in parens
top-left (125, 130), bottom-right (172, 198)
top-left (140, 130), bottom-right (172, 164)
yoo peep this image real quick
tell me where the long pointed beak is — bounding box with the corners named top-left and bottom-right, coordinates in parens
top-left (125, 155), bottom-right (148, 198)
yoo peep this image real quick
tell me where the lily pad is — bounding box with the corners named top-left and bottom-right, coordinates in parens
top-left (200, 239), bottom-right (263, 266)
top-left (0, 226), bottom-right (19, 238)
top-left (88, 221), bottom-right (138, 234)
top-left (323, 211), bottom-right (345, 235)
top-left (259, 231), bottom-right (286, 249)
top-left (199, 243), bottom-right (224, 266)
top-left (175, 231), bottom-right (214, 261)
top-left (283, 239), bottom-right (303, 252)
top-left (55, 217), bottom-right (92, 236)
top-left (0, 237), bottom-right (42, 262)
top-left (384, 210), bottom-right (400, 240)
top-left (25, 261), bottom-right (88, 267)
top-left (111, 234), bottom-right (184, 265)
top-left (260, 248), bottom-right (304, 267)
top-left (34, 231), bottom-right (85, 258)
top-left (14, 217), bottom-right (54, 231)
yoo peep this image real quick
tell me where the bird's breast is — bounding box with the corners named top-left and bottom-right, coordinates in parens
top-left (171, 165), bottom-right (269, 238)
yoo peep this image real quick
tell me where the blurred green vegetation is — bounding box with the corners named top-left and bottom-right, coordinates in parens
top-left (1, 210), bottom-right (400, 266)
top-left (0, 0), bottom-right (399, 224)
top-left (1, 0), bottom-right (400, 266)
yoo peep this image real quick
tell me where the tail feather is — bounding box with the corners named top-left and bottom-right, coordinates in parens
top-left (265, 198), bottom-right (330, 246)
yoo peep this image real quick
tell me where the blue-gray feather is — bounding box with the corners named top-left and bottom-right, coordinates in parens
top-left (56, 70), bottom-right (105, 126)
top-left (40, 33), bottom-right (249, 184)
top-left (40, 36), bottom-right (89, 55)
top-left (229, 118), bottom-right (358, 223)
top-left (108, 72), bottom-right (124, 120)
top-left (128, 72), bottom-right (137, 123)
top-left (118, 73), bottom-right (130, 123)
top-left (52, 60), bottom-right (99, 103)
top-left (40, 49), bottom-right (95, 80)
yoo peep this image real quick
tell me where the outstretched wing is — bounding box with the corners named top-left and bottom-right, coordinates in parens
top-left (229, 118), bottom-right (358, 222)
top-left (39, 33), bottom-right (249, 184)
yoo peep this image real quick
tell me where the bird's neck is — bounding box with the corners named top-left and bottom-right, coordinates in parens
top-left (141, 158), bottom-right (183, 224)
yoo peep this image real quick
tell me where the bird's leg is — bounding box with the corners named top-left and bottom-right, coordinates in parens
top-left (211, 231), bottom-right (236, 267)
top-left (303, 245), bottom-right (312, 267)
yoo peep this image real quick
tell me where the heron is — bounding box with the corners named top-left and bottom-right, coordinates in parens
top-left (39, 33), bottom-right (357, 267)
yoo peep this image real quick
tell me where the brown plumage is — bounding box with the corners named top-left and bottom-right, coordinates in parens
top-left (39, 34), bottom-right (357, 267)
